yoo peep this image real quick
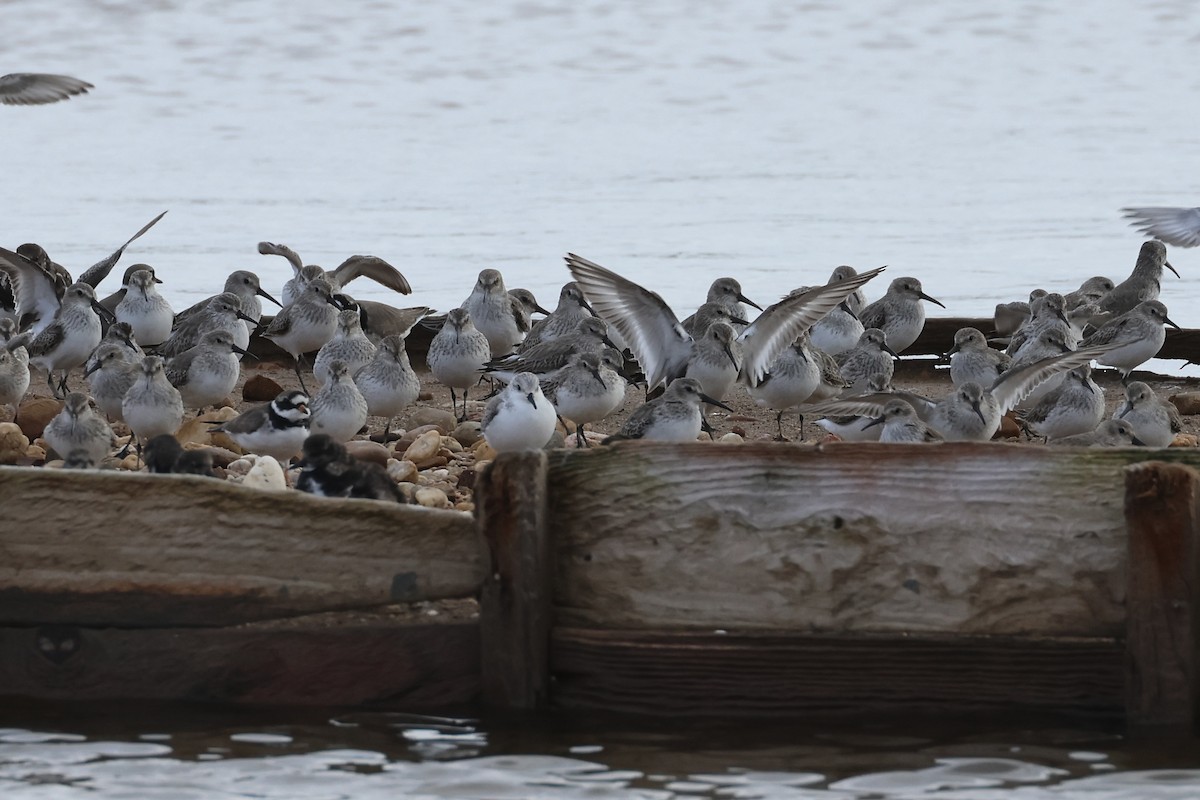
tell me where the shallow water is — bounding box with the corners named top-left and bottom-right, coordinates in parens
top-left (3, 704), bottom-right (1200, 799)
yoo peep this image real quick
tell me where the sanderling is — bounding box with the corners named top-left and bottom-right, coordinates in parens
top-left (1100, 240), bottom-right (1179, 315)
top-left (427, 307), bottom-right (492, 421)
top-left (43, 392), bottom-right (113, 464)
top-left (462, 268), bottom-right (525, 357)
top-left (863, 398), bottom-right (943, 443)
top-left (1008, 328), bottom-right (1074, 408)
top-left (1064, 276), bottom-right (1115, 310)
top-left (122, 356), bottom-right (184, 447)
top-left (98, 263), bottom-right (161, 313)
top-left (84, 342), bottom-right (139, 421)
top-left (680, 277), bottom-right (762, 334)
top-left (481, 372), bottom-right (558, 452)
top-left (542, 349), bottom-right (627, 447)
top-left (165, 329), bottom-right (249, 412)
top-left (258, 241), bottom-right (411, 307)
top-left (836, 327), bottom-right (897, 395)
top-left (314, 308), bottom-right (377, 386)
top-left (0, 319), bottom-right (29, 410)
top-left (1115, 380), bottom-right (1184, 448)
top-left (486, 316), bottom-right (616, 380)
top-left (604, 376), bottom-right (735, 443)
top-left (946, 327), bottom-right (1011, 389)
top-left (508, 287), bottom-right (551, 337)
top-left (11, 282), bottom-right (106, 397)
top-left (210, 390), bottom-right (310, 461)
top-left (1122, 207), bottom-right (1200, 248)
top-left (175, 270), bottom-right (281, 341)
top-left (1017, 365), bottom-right (1105, 441)
top-left (1049, 418), bottom-right (1145, 447)
top-left (857, 277), bottom-right (944, 354)
top-left (520, 282), bottom-right (595, 351)
top-left (158, 291), bottom-right (256, 359)
top-left (1006, 293), bottom-right (1070, 357)
top-left (261, 277), bottom-right (345, 392)
top-left (354, 334), bottom-right (420, 439)
top-left (749, 333), bottom-right (822, 440)
top-left (309, 359), bottom-right (368, 443)
top-left (115, 268), bottom-right (174, 347)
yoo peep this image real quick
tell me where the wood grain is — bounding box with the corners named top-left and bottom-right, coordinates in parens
top-left (551, 627), bottom-right (1123, 717)
top-left (1124, 461), bottom-right (1200, 729)
top-left (0, 467), bottom-right (486, 627)
top-left (547, 443), bottom-right (1200, 636)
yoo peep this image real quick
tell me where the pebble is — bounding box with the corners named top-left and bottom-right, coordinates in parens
top-left (1170, 393), bottom-right (1200, 417)
top-left (440, 435), bottom-right (464, 453)
top-left (1171, 433), bottom-right (1199, 448)
top-left (387, 459), bottom-right (418, 483)
top-left (226, 457), bottom-right (256, 476)
top-left (345, 440), bottom-right (390, 466)
top-left (414, 486), bottom-right (450, 508)
top-left (24, 444), bottom-right (46, 462)
top-left (184, 442), bottom-right (241, 468)
top-left (718, 433), bottom-right (744, 444)
top-left (0, 422), bottom-right (30, 464)
top-left (243, 455), bottom-right (287, 491)
top-left (451, 421), bottom-right (482, 447)
top-left (403, 429), bottom-right (443, 467)
top-left (471, 440), bottom-right (498, 462)
top-left (407, 406), bottom-right (457, 434)
top-left (243, 374), bottom-right (284, 402)
top-left (15, 397), bottom-right (63, 440)
top-left (393, 424), bottom-right (442, 453)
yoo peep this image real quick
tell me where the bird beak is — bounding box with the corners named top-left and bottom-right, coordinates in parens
top-left (1054, 308), bottom-right (1069, 325)
top-left (258, 287), bottom-right (283, 308)
top-left (233, 344), bottom-right (257, 359)
top-left (729, 314), bottom-right (750, 326)
top-left (1166, 261), bottom-right (1181, 279)
top-left (589, 367), bottom-right (605, 387)
top-left (839, 301), bottom-right (859, 320)
top-left (91, 300), bottom-right (115, 323)
top-left (723, 344), bottom-right (738, 368)
top-left (578, 297), bottom-right (596, 315)
top-left (737, 293), bottom-right (764, 312)
top-left (602, 333), bottom-right (619, 350)
top-left (1165, 315), bottom-right (1182, 330)
top-left (1131, 434), bottom-right (1147, 447)
top-left (863, 415), bottom-right (886, 430)
top-left (84, 360), bottom-right (101, 377)
top-left (534, 302), bottom-right (552, 315)
top-left (1083, 379), bottom-right (1095, 393)
top-left (919, 291), bottom-right (946, 309)
top-left (526, 392), bottom-right (538, 409)
top-left (883, 344), bottom-right (900, 359)
top-left (972, 401), bottom-right (986, 425)
top-left (328, 294), bottom-right (348, 309)
top-left (236, 310), bottom-right (257, 324)
top-left (700, 393), bottom-right (734, 413)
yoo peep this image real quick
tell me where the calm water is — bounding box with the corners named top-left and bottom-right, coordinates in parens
top-left (6, 0), bottom-right (1200, 794)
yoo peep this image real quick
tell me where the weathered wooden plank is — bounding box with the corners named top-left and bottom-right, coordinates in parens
top-left (547, 443), bottom-right (1200, 636)
top-left (0, 467), bottom-right (486, 627)
top-left (478, 451), bottom-right (553, 710)
top-left (0, 612), bottom-right (479, 707)
top-left (1124, 461), bottom-right (1200, 729)
top-left (912, 317), bottom-right (1200, 362)
top-left (551, 628), bottom-right (1123, 717)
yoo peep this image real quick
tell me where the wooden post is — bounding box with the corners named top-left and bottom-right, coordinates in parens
top-left (1124, 461), bottom-right (1200, 730)
top-left (477, 450), bottom-right (551, 709)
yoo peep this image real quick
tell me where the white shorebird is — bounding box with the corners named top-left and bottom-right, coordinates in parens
top-left (115, 268), bottom-right (174, 347)
top-left (863, 399), bottom-right (943, 443)
top-left (1050, 418), bottom-right (1145, 447)
top-left (84, 342), bottom-right (139, 421)
top-left (157, 291), bottom-right (256, 359)
top-left (481, 372), bottom-right (557, 452)
top-left (165, 329), bottom-right (250, 412)
top-left (10, 282), bottom-right (106, 397)
top-left (1115, 381), bottom-right (1184, 448)
top-left (354, 334), bottom-right (420, 440)
top-left (946, 327), bottom-right (1011, 389)
top-left (541, 349), bottom-right (627, 448)
top-left (122, 356), bottom-right (184, 449)
top-left (174, 270), bottom-right (281, 340)
top-left (1016, 365), bottom-right (1105, 441)
top-left (261, 277), bottom-right (346, 392)
top-left (748, 333), bottom-right (822, 440)
top-left (520, 282), bottom-right (595, 351)
top-left (835, 327), bottom-right (898, 395)
top-left (566, 253), bottom-right (885, 394)
top-left (43, 392), bottom-right (113, 465)
top-left (309, 359), bottom-right (369, 443)
top-left (313, 308), bottom-right (377, 386)
top-left (427, 307), bottom-right (492, 421)
top-left (0, 73), bottom-right (92, 105)
top-left (679, 277), bottom-right (763, 335)
top-left (461, 268), bottom-right (527, 357)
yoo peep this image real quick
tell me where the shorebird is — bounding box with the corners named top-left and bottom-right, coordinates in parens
top-left (157, 292), bottom-right (256, 359)
top-left (165, 329), bottom-right (249, 412)
top-left (680, 277), bottom-right (762, 334)
top-left (43, 392), bottom-right (113, 464)
top-left (313, 308), bottom-right (377, 386)
top-left (0, 73), bottom-right (92, 105)
top-left (748, 333), bottom-right (822, 440)
top-left (604, 377), bottom-right (734, 443)
top-left (308, 359), bottom-right (368, 443)
top-left (261, 277), bottom-right (345, 392)
top-left (1006, 293), bottom-right (1070, 357)
top-left (1050, 418), bottom-right (1145, 447)
top-left (99, 320), bottom-right (144, 361)
top-left (1115, 381), bottom-right (1184, 448)
top-left (115, 268), bottom-right (174, 347)
top-left (835, 327), bottom-right (898, 395)
top-left (1009, 328), bottom-right (1075, 409)
top-left (296, 434), bottom-right (406, 502)
top-left (507, 288), bottom-right (551, 336)
top-left (946, 327), bottom-right (1011, 389)
top-left (684, 321), bottom-right (742, 402)
top-left (0, 319), bottom-right (29, 410)
top-left (1100, 240), bottom-right (1178, 315)
top-left (210, 390), bottom-right (310, 461)
top-left (99, 263), bottom-right (162, 313)
top-left (257, 241), bottom-right (411, 307)
top-left (84, 342), bottom-right (139, 421)
top-left (481, 372), bottom-right (557, 452)
top-left (174, 270), bottom-right (281, 339)
top-left (1064, 276), bottom-right (1114, 310)
top-left (857, 277), bottom-right (944, 353)
top-left (1122, 207), bottom-right (1200, 248)
top-left (566, 253), bottom-right (885, 394)
top-left (10, 282), bottom-right (106, 397)
top-left (462, 268), bottom-right (527, 357)
top-left (354, 334), bottom-right (420, 440)
top-left (143, 433), bottom-right (185, 474)
top-left (540, 349), bottom-right (627, 448)
top-left (484, 316), bottom-right (617, 381)
top-left (813, 374), bottom-right (891, 442)
top-left (427, 307), bottom-right (492, 421)
top-left (1080, 300), bottom-right (1179, 382)
top-left (1016, 366), bottom-right (1105, 441)
top-left (863, 398), bottom-right (944, 443)
top-left (122, 356), bottom-right (184, 449)
top-left (520, 282), bottom-right (595, 351)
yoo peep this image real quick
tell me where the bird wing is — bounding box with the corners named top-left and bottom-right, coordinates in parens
top-left (1079, 314), bottom-right (1133, 349)
top-left (25, 319), bottom-right (66, 359)
top-left (0, 73), bottom-right (92, 105)
top-left (331, 255), bottom-right (412, 295)
top-left (738, 266), bottom-right (886, 387)
top-left (263, 307), bottom-right (294, 338)
top-left (77, 210), bottom-right (169, 289)
top-left (1122, 207), bottom-right (1200, 248)
top-left (797, 394), bottom-right (894, 420)
top-left (164, 350), bottom-right (197, 388)
top-left (0, 246), bottom-right (61, 333)
top-left (566, 253), bottom-right (692, 389)
top-left (989, 343), bottom-right (1117, 414)
top-left (258, 242), bottom-right (305, 278)
top-left (211, 403), bottom-right (270, 434)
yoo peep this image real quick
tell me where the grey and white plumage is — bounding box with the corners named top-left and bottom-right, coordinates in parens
top-left (857, 277), bottom-right (944, 354)
top-left (1050, 418), bottom-right (1145, 447)
top-left (946, 327), bottom-right (1011, 389)
top-left (43, 392), bottom-right (113, 464)
top-left (541, 349), bottom-right (627, 447)
top-left (1123, 207), bottom-right (1200, 249)
top-left (1017, 366), bottom-right (1105, 441)
top-left (1080, 300), bottom-right (1179, 380)
top-left (1115, 381), bottom-right (1183, 448)
top-left (486, 316), bottom-right (616, 380)
top-left (813, 374), bottom-right (891, 442)
top-left (12, 282), bottom-right (106, 397)
top-left (993, 301), bottom-right (1031, 338)
top-left (210, 390), bottom-right (310, 461)
top-left (165, 329), bottom-right (248, 410)
top-left (462, 268), bottom-right (525, 357)
top-left (308, 360), bottom-right (368, 443)
top-left (354, 334), bottom-right (420, 437)
top-left (520, 282), bottom-right (595, 352)
top-left (683, 321), bottom-right (743, 402)
top-left (314, 308), bottom-right (377, 386)
top-left (481, 372), bottom-right (557, 452)
top-left (99, 263), bottom-right (161, 313)
top-left (258, 241), bottom-right (411, 307)
top-left (0, 319), bottom-right (29, 408)
top-left (175, 270), bottom-right (281, 340)
top-left (680, 277), bottom-right (762, 334)
top-left (1006, 293), bottom-right (1070, 357)
top-left (98, 320), bottom-right (144, 361)
top-left (158, 292), bottom-right (255, 359)
top-left (122, 356), bottom-right (184, 442)
top-left (84, 342), bottom-right (139, 421)
top-left (605, 376), bottom-right (733, 443)
top-left (1100, 240), bottom-right (1179, 315)
top-left (115, 268), bottom-right (174, 347)
top-left (748, 333), bottom-right (822, 440)
top-left (427, 307), bottom-right (492, 421)
top-left (0, 73), bottom-right (92, 105)
top-left (262, 277), bottom-right (344, 391)
top-left (803, 267), bottom-right (872, 354)
top-left (863, 399), bottom-right (943, 443)
top-left (566, 252), bottom-right (885, 392)
top-left (835, 327), bottom-right (897, 395)
top-left (507, 288), bottom-right (550, 338)
top-left (1064, 276), bottom-right (1115, 310)
top-left (1008, 328), bottom-right (1075, 409)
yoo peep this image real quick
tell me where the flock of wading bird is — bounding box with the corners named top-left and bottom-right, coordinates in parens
top-left (5, 73), bottom-right (1200, 501)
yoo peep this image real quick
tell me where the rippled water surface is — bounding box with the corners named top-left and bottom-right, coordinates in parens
top-left (3, 705), bottom-right (1200, 799)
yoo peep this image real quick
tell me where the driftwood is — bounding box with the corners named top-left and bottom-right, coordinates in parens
top-left (0, 467), bottom-right (486, 627)
top-left (544, 443), bottom-right (1200, 637)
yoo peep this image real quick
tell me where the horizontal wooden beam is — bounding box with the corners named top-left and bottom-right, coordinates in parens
top-left (0, 613), bottom-right (479, 707)
top-left (0, 468), bottom-right (486, 627)
top-left (551, 628), bottom-right (1123, 717)
top-left (912, 317), bottom-right (1200, 361)
top-left (547, 443), bottom-right (1200, 637)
